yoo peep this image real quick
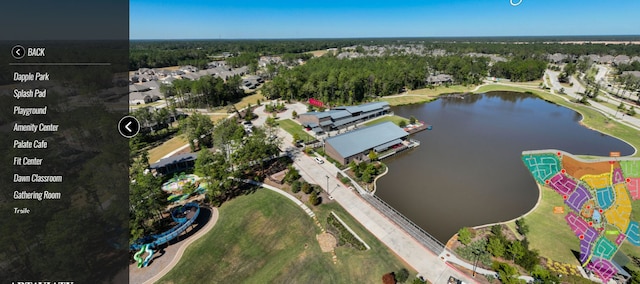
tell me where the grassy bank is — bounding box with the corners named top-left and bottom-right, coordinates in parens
top-left (363, 115), bottom-right (409, 127)
top-left (158, 189), bottom-right (413, 283)
top-left (520, 186), bottom-right (580, 265)
top-left (147, 134), bottom-right (188, 163)
top-left (379, 85), bottom-right (474, 106)
top-left (279, 119), bottom-right (315, 142)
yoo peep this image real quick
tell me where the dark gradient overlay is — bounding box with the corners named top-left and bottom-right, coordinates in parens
top-left (0, 1), bottom-right (129, 283)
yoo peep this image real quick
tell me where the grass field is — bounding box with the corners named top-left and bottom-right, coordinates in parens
top-left (363, 115), bottom-right (409, 127)
top-left (148, 135), bottom-right (188, 163)
top-left (207, 113), bottom-right (229, 123)
top-left (379, 85), bottom-right (475, 106)
top-left (279, 119), bottom-right (315, 142)
top-left (517, 186), bottom-right (581, 265)
top-left (157, 189), bottom-right (413, 284)
top-left (211, 91), bottom-right (266, 114)
top-left (310, 49), bottom-right (329, 57)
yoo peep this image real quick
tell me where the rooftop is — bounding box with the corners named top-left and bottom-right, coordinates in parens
top-left (326, 122), bottom-right (408, 158)
top-left (150, 153), bottom-right (198, 169)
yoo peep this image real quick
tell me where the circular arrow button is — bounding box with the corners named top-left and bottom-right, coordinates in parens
top-left (118, 115), bottom-right (140, 138)
top-left (12, 45), bottom-right (25, 59)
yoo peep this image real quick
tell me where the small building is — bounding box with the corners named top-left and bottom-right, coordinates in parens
top-left (613, 55), bottom-right (631, 66)
top-left (298, 101), bottom-right (390, 134)
top-left (426, 74), bottom-right (453, 85)
top-left (547, 53), bottom-right (568, 64)
top-left (622, 71), bottom-right (640, 79)
top-left (324, 122), bottom-right (409, 165)
top-left (598, 55), bottom-right (615, 64)
top-left (150, 153), bottom-right (198, 176)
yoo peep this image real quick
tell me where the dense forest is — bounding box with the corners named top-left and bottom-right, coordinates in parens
top-left (129, 39), bottom-right (367, 70)
top-left (490, 59), bottom-right (548, 82)
top-left (129, 38), bottom-right (640, 70)
top-left (160, 75), bottom-right (246, 108)
top-left (261, 55), bottom-right (490, 104)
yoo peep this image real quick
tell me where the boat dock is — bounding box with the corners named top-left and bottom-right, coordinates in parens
top-left (403, 121), bottom-right (432, 134)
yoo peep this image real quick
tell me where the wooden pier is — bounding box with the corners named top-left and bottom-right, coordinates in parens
top-left (403, 121), bottom-right (432, 135)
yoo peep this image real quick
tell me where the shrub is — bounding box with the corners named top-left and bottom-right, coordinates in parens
top-left (309, 191), bottom-right (322, 206)
top-left (395, 268), bottom-right (409, 283)
top-left (301, 182), bottom-right (313, 194)
top-left (291, 180), bottom-right (301, 193)
top-left (382, 273), bottom-right (397, 284)
top-left (458, 227), bottom-right (472, 245)
top-left (515, 218), bottom-right (529, 236)
top-left (326, 214), bottom-right (366, 250)
top-left (399, 120), bottom-right (407, 128)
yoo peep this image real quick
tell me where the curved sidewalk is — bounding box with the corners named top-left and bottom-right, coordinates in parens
top-left (130, 207), bottom-right (219, 284)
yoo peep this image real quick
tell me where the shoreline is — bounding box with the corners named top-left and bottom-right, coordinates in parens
top-left (374, 85), bottom-right (639, 243)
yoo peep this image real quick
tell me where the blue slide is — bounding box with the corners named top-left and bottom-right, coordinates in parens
top-left (143, 244), bottom-right (154, 267)
top-left (130, 202), bottom-right (200, 261)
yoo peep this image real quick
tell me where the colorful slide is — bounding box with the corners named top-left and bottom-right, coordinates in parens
top-left (130, 203), bottom-right (201, 268)
top-left (134, 244), bottom-right (148, 268)
top-left (143, 244), bottom-right (154, 267)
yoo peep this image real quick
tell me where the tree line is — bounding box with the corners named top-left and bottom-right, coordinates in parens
top-left (261, 55), bottom-right (489, 104)
top-left (160, 75), bottom-right (246, 109)
top-left (490, 58), bottom-right (548, 82)
top-left (130, 38), bottom-right (640, 71)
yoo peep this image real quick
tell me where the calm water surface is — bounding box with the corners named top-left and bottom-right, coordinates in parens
top-left (376, 91), bottom-right (635, 243)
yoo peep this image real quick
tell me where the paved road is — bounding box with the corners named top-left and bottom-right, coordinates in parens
top-left (269, 119), bottom-right (482, 283)
top-left (596, 64), bottom-right (639, 103)
top-left (546, 70), bottom-right (640, 132)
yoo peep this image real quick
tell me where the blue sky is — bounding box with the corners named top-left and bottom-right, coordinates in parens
top-left (130, 0), bottom-right (640, 39)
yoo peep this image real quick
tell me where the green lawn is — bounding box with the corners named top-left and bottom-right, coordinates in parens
top-left (158, 189), bottom-right (412, 283)
top-left (363, 115), bottom-right (409, 127)
top-left (379, 85), bottom-right (475, 106)
top-left (147, 134), bottom-right (188, 163)
top-left (517, 186), bottom-right (581, 265)
top-left (279, 119), bottom-right (315, 142)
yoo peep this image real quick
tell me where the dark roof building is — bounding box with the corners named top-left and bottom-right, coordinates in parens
top-left (150, 153), bottom-right (198, 176)
top-left (324, 122), bottom-right (409, 165)
top-left (297, 101), bottom-right (390, 134)
top-left (426, 74), bottom-right (453, 85)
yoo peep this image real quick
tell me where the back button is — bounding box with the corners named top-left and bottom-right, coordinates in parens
top-left (118, 116), bottom-right (140, 138)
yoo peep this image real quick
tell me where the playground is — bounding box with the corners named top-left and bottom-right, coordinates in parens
top-left (129, 204), bottom-right (216, 284)
top-left (162, 173), bottom-right (207, 203)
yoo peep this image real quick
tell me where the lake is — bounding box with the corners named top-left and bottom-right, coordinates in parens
top-left (375, 91), bottom-right (636, 243)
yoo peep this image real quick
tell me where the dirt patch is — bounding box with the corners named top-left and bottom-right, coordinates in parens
top-left (563, 155), bottom-right (617, 178)
top-left (317, 232), bottom-right (337, 253)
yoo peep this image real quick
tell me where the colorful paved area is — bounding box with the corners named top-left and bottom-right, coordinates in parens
top-left (522, 150), bottom-right (640, 283)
